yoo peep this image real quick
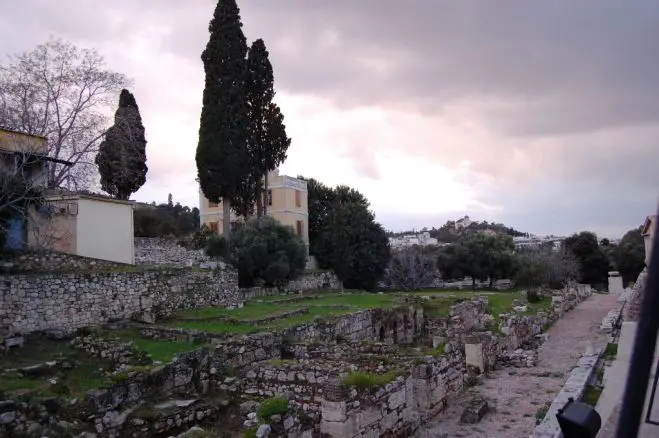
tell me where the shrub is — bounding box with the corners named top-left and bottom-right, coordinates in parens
top-left (258, 396), bottom-right (289, 420)
top-left (227, 216), bottom-right (307, 288)
top-left (205, 234), bottom-right (228, 260)
top-left (343, 371), bottom-right (397, 390)
top-left (526, 289), bottom-right (541, 303)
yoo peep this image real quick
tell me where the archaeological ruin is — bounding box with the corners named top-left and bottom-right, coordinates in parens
top-left (0, 240), bottom-right (604, 438)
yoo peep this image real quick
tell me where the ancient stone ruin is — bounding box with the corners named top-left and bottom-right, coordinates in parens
top-left (0, 251), bottom-right (594, 437)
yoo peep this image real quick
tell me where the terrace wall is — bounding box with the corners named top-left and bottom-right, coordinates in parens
top-left (320, 353), bottom-right (464, 437)
top-left (0, 268), bottom-right (240, 335)
top-left (241, 270), bottom-right (341, 298)
top-left (134, 237), bottom-right (211, 267)
top-left (0, 249), bottom-right (125, 273)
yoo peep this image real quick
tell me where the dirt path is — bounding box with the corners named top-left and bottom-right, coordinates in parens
top-left (417, 293), bottom-right (621, 438)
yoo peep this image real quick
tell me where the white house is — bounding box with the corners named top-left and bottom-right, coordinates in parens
top-left (28, 192), bottom-right (135, 264)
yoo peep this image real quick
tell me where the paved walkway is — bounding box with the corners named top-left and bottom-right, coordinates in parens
top-left (417, 293), bottom-right (621, 438)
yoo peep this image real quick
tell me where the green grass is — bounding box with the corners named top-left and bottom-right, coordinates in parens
top-left (603, 342), bottom-right (618, 360)
top-left (169, 292), bottom-right (402, 334)
top-left (582, 386), bottom-right (603, 406)
top-left (343, 370), bottom-right (397, 390)
top-left (535, 402), bottom-right (551, 424)
top-left (258, 396), bottom-right (289, 420)
top-left (110, 330), bottom-right (202, 362)
top-left (167, 320), bottom-right (259, 334)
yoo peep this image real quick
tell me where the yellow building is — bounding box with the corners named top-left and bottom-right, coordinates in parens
top-left (199, 169), bottom-right (310, 251)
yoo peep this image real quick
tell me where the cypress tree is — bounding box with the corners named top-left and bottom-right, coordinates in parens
top-left (196, 0), bottom-right (251, 237)
top-left (95, 89), bottom-right (148, 200)
top-left (245, 39), bottom-right (291, 216)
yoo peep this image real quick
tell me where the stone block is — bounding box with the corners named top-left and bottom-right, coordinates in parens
top-left (464, 342), bottom-right (484, 373)
top-left (388, 389), bottom-right (406, 410)
top-left (460, 398), bottom-right (488, 424)
top-left (321, 400), bottom-right (347, 422)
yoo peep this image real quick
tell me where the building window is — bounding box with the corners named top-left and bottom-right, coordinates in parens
top-left (296, 220), bottom-right (303, 237)
top-left (208, 199), bottom-right (219, 208)
top-left (295, 190), bottom-right (301, 208)
top-left (263, 190), bottom-right (272, 207)
top-left (209, 222), bottom-right (219, 233)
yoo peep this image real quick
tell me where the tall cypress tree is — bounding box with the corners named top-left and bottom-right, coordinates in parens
top-left (245, 39), bottom-right (291, 216)
top-left (95, 89), bottom-right (148, 200)
top-left (196, 0), bottom-right (251, 237)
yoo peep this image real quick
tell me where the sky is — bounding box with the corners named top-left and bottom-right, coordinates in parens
top-left (2, 1), bottom-right (658, 238)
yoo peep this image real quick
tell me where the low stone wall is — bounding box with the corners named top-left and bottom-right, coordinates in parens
top-left (241, 270), bottom-right (341, 299)
top-left (284, 306), bottom-right (424, 345)
top-left (320, 353), bottom-right (464, 437)
top-left (0, 268), bottom-right (239, 335)
top-left (134, 237), bottom-right (210, 268)
top-left (532, 351), bottom-right (601, 438)
top-left (0, 250), bottom-right (125, 273)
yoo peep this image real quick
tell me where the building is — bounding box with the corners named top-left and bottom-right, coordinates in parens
top-left (0, 127), bottom-right (73, 187)
top-left (28, 191), bottom-right (135, 264)
top-left (199, 169), bottom-right (309, 250)
top-left (454, 215), bottom-right (472, 231)
top-left (642, 215), bottom-right (657, 266)
top-left (389, 231), bottom-right (439, 249)
top-left (1, 127), bottom-right (73, 250)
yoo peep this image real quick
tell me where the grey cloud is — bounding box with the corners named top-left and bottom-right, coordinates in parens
top-left (2, 0), bottom-right (658, 236)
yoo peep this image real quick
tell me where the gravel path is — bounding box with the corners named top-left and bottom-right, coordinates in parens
top-left (417, 293), bottom-right (622, 438)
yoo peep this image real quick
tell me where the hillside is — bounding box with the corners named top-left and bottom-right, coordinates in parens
top-left (389, 219), bottom-right (527, 243)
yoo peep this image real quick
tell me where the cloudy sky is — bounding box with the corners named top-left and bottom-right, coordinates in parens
top-left (2, 1), bottom-right (658, 238)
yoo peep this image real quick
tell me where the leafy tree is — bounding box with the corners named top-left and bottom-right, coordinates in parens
top-left (196, 0), bottom-right (251, 238)
top-left (303, 177), bottom-right (389, 291)
top-left (0, 38), bottom-right (128, 188)
top-left (95, 89), bottom-right (147, 200)
top-left (614, 227), bottom-right (645, 286)
top-left (563, 231), bottom-right (611, 287)
top-left (514, 246), bottom-right (579, 290)
top-left (223, 216), bottom-right (307, 288)
top-left (133, 196), bottom-right (200, 238)
top-left (384, 246), bottom-right (437, 291)
top-left (244, 39), bottom-right (291, 216)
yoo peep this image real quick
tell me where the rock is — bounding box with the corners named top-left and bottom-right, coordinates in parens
top-left (283, 416), bottom-right (296, 431)
top-left (75, 433), bottom-right (98, 438)
top-left (176, 426), bottom-right (206, 438)
top-left (460, 398), bottom-right (488, 424)
top-left (0, 411), bottom-right (16, 424)
top-left (270, 414), bottom-right (282, 423)
top-left (4, 336), bottom-right (24, 349)
top-left (247, 412), bottom-right (257, 420)
top-left (256, 424), bottom-right (271, 438)
top-left (0, 400), bottom-right (17, 414)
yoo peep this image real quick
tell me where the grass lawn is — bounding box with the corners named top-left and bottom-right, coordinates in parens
top-left (0, 338), bottom-right (111, 397)
top-left (111, 330), bottom-right (201, 362)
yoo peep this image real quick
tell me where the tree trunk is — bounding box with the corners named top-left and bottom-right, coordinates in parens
top-left (263, 171), bottom-right (269, 216)
top-left (340, 280), bottom-right (344, 294)
top-left (472, 277), bottom-right (476, 291)
top-left (489, 276), bottom-right (494, 290)
top-left (222, 197), bottom-right (231, 238)
top-left (256, 187), bottom-right (263, 217)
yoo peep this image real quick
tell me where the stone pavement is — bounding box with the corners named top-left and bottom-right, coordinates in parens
top-left (417, 292), bottom-right (621, 438)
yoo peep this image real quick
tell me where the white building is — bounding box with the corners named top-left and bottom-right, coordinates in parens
top-left (28, 192), bottom-right (135, 264)
top-left (389, 231), bottom-right (439, 249)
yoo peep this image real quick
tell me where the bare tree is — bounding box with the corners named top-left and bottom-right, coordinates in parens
top-left (384, 246), bottom-right (437, 291)
top-left (0, 38), bottom-right (129, 189)
top-left (515, 246), bottom-right (580, 289)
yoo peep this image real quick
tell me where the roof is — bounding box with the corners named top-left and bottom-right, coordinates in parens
top-left (43, 190), bottom-right (135, 206)
top-left (642, 215), bottom-right (656, 236)
top-left (0, 126), bottom-right (48, 141)
top-left (0, 146), bottom-right (73, 167)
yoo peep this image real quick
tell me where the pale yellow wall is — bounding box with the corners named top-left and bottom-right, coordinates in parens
top-left (76, 198), bottom-right (135, 264)
top-left (27, 202), bottom-right (77, 253)
top-left (0, 129), bottom-right (48, 154)
top-left (198, 172), bottom-right (309, 248)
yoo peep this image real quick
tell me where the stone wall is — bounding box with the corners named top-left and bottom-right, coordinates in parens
top-left (0, 268), bottom-right (239, 335)
top-left (0, 250), bottom-right (125, 273)
top-left (320, 353), bottom-right (464, 437)
top-left (241, 270), bottom-right (341, 299)
top-left (284, 306), bottom-right (424, 345)
top-left (134, 238), bottom-right (210, 268)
